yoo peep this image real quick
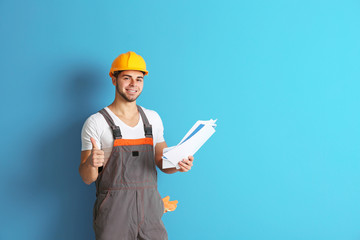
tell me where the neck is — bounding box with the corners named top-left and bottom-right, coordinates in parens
top-left (108, 95), bottom-right (138, 117)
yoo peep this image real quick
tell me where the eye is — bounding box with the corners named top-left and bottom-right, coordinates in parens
top-left (137, 79), bottom-right (143, 82)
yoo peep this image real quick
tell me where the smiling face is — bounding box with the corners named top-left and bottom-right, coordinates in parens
top-left (112, 70), bottom-right (144, 102)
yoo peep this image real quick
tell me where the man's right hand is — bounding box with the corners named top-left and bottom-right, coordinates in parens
top-left (88, 137), bottom-right (105, 168)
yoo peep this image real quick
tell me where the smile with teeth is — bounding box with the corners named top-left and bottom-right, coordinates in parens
top-left (126, 89), bottom-right (137, 94)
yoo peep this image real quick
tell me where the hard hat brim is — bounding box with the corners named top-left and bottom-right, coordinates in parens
top-left (109, 68), bottom-right (149, 77)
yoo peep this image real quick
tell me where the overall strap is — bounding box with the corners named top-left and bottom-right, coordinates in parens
top-left (137, 105), bottom-right (153, 138)
top-left (98, 108), bottom-right (122, 174)
top-left (99, 108), bottom-right (122, 139)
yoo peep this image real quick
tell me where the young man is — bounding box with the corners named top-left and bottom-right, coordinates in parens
top-left (79, 51), bottom-right (194, 240)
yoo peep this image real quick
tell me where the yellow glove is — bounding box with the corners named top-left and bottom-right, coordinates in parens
top-left (162, 196), bottom-right (178, 213)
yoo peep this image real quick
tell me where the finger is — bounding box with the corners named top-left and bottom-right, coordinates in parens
top-left (178, 161), bottom-right (185, 170)
top-left (188, 156), bottom-right (194, 161)
top-left (178, 161), bottom-right (189, 171)
top-left (179, 167), bottom-right (187, 172)
top-left (95, 159), bottom-right (104, 167)
top-left (182, 159), bottom-right (193, 166)
top-left (94, 156), bottom-right (104, 162)
top-left (91, 160), bottom-right (102, 168)
top-left (183, 161), bottom-right (192, 170)
top-left (90, 137), bottom-right (99, 149)
top-left (93, 149), bottom-right (104, 156)
top-left (94, 158), bottom-right (105, 167)
top-left (182, 158), bottom-right (189, 164)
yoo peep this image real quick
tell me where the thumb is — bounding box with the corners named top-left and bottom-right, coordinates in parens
top-left (90, 137), bottom-right (99, 149)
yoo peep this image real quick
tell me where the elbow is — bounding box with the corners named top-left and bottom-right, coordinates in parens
top-left (81, 176), bottom-right (95, 185)
top-left (156, 161), bottom-right (178, 174)
top-left (161, 168), bottom-right (178, 174)
top-left (84, 179), bottom-right (94, 185)
top-left (78, 166), bottom-right (96, 185)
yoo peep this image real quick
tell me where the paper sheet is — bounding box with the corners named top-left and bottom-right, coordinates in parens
top-left (162, 119), bottom-right (217, 169)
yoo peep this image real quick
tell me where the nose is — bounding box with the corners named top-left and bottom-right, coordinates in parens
top-left (129, 78), bottom-right (137, 87)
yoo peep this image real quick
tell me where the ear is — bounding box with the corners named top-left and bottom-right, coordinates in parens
top-left (111, 76), bottom-right (117, 86)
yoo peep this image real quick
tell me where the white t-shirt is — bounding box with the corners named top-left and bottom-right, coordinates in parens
top-left (81, 106), bottom-right (165, 166)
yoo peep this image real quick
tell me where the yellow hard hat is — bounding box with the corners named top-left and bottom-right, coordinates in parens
top-left (109, 51), bottom-right (148, 77)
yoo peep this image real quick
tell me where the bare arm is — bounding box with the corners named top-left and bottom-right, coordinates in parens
top-left (79, 138), bottom-right (104, 185)
top-left (155, 141), bottom-right (179, 174)
top-left (79, 150), bottom-right (98, 185)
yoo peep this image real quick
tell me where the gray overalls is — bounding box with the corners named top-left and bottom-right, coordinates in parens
top-left (93, 106), bottom-right (167, 240)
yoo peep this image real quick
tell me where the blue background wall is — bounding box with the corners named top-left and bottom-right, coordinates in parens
top-left (1, 0), bottom-right (360, 239)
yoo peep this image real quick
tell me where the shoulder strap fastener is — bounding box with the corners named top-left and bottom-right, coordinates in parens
top-left (144, 125), bottom-right (152, 137)
top-left (111, 126), bottom-right (122, 139)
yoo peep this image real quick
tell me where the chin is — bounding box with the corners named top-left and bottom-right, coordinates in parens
top-left (126, 95), bottom-right (140, 102)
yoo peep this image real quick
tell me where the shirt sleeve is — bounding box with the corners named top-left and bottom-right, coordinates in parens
top-left (81, 116), bottom-right (101, 151)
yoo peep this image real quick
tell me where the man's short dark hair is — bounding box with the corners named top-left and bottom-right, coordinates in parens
top-left (113, 71), bottom-right (123, 79)
top-left (113, 70), bottom-right (145, 79)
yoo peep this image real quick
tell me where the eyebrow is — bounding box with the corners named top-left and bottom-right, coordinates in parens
top-left (123, 75), bottom-right (143, 79)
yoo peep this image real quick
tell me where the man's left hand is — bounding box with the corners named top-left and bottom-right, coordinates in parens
top-left (178, 156), bottom-right (194, 172)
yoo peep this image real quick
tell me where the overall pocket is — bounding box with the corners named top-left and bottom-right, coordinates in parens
top-left (121, 146), bottom-right (154, 183)
top-left (94, 191), bottom-right (111, 224)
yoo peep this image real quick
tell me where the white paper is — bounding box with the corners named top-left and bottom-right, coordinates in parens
top-left (162, 119), bottom-right (217, 169)
top-left (162, 147), bottom-right (178, 169)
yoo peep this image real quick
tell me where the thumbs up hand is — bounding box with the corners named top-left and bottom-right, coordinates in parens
top-left (88, 137), bottom-right (105, 168)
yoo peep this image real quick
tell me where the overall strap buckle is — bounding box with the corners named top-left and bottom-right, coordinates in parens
top-left (144, 126), bottom-right (152, 137)
top-left (111, 126), bottom-right (122, 139)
